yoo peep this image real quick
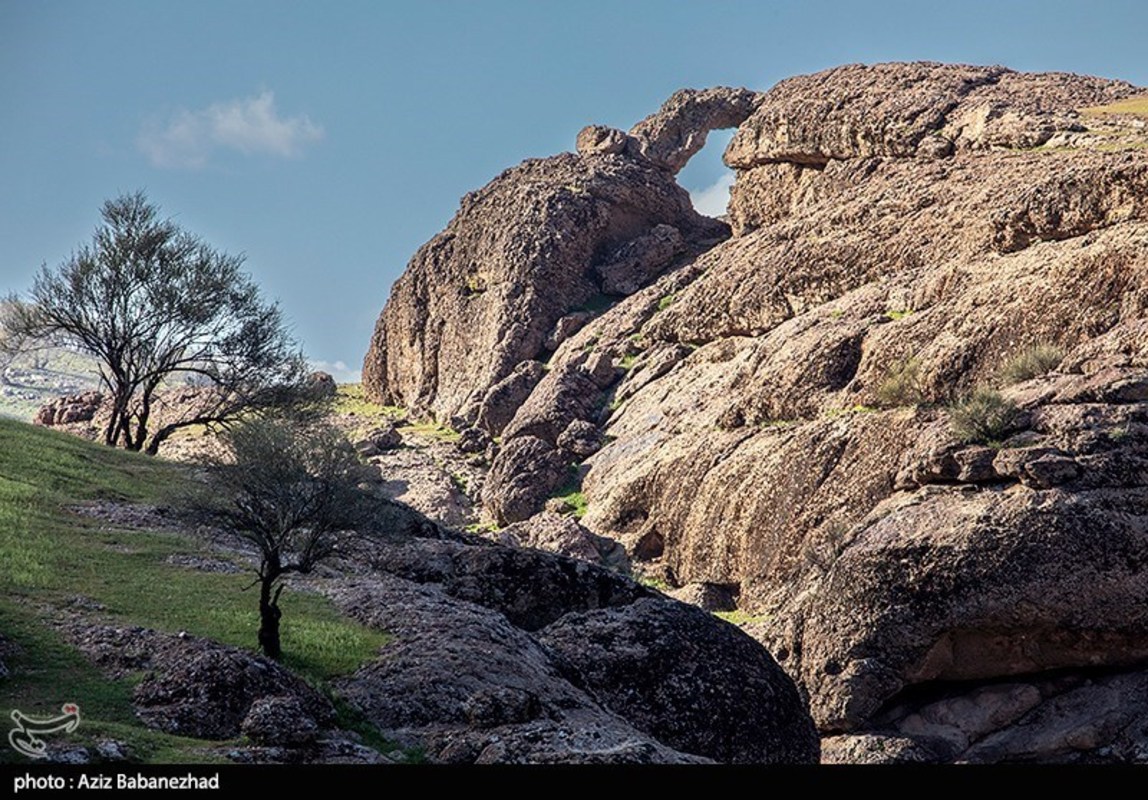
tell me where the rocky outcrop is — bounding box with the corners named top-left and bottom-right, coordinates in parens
top-left (330, 535), bottom-right (819, 764)
top-left (494, 511), bottom-right (629, 571)
top-left (365, 62), bottom-right (1148, 762)
top-left (65, 625), bottom-right (335, 740)
top-left (725, 62), bottom-right (1136, 169)
top-left (538, 597), bottom-right (819, 763)
top-left (361, 91), bottom-right (753, 430)
top-left (630, 86), bottom-right (762, 174)
top-left (34, 390), bottom-right (102, 427)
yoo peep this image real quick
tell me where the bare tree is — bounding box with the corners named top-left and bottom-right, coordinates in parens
top-left (194, 417), bottom-right (374, 659)
top-left (3, 191), bottom-right (307, 453)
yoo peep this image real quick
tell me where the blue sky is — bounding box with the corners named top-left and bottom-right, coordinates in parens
top-left (2, 1), bottom-right (1146, 382)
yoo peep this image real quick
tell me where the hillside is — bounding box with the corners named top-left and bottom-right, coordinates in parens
top-left (362, 62), bottom-right (1148, 763)
top-left (0, 415), bottom-right (817, 764)
top-left (0, 418), bottom-right (392, 763)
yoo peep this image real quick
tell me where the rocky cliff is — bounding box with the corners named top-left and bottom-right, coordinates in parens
top-left (364, 62), bottom-right (1148, 762)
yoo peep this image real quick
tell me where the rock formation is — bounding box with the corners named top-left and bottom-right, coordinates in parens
top-left (328, 533), bottom-right (819, 764)
top-left (364, 61), bottom-right (1148, 762)
top-left (361, 88), bottom-right (762, 427)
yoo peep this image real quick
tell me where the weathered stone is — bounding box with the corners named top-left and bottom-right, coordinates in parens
top-left (359, 62), bottom-right (1148, 763)
top-left (241, 696), bottom-right (320, 746)
top-left (538, 597), bottom-right (820, 764)
top-left (725, 62), bottom-right (1137, 169)
top-left (328, 576), bottom-right (708, 764)
top-left (306, 371), bottom-right (338, 399)
top-left (354, 423), bottom-right (402, 456)
top-left (630, 87), bottom-right (763, 174)
top-left (556, 419), bottom-right (604, 458)
top-left (597, 224), bottom-right (686, 295)
top-left (545, 312), bottom-right (593, 351)
top-left (362, 147), bottom-right (726, 427)
top-left (65, 625), bottom-right (334, 740)
top-left (34, 390), bottom-right (103, 426)
top-left (821, 734), bottom-right (941, 764)
top-left (370, 537), bottom-right (643, 631)
top-left (481, 435), bottom-right (571, 525)
top-left (575, 125), bottom-right (633, 156)
top-left (454, 426), bottom-right (491, 455)
top-left (496, 511), bottom-right (629, 571)
top-left (665, 582), bottom-right (737, 611)
top-left (476, 360), bottom-right (546, 435)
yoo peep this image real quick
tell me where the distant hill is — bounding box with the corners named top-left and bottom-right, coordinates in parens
top-left (0, 347), bottom-right (100, 422)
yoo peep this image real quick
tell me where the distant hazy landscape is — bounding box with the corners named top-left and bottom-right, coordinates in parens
top-left (0, 348), bottom-right (99, 421)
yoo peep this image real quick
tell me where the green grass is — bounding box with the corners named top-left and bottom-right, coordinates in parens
top-left (619, 354), bottom-right (638, 371)
top-left (331, 383), bottom-right (405, 419)
top-left (657, 293), bottom-right (677, 312)
top-left (0, 418), bottom-right (390, 762)
top-left (638, 575), bottom-right (669, 592)
top-left (555, 491), bottom-right (588, 519)
top-left (1080, 96), bottom-right (1148, 117)
top-left (397, 420), bottom-right (461, 442)
top-left (548, 465), bottom-right (588, 519)
top-left (884, 309), bottom-right (912, 321)
top-left (713, 610), bottom-right (771, 626)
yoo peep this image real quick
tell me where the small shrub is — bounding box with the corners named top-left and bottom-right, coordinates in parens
top-left (999, 344), bottom-right (1065, 385)
top-left (884, 309), bottom-right (912, 321)
top-left (875, 358), bottom-right (924, 407)
top-left (638, 574), bottom-right (669, 592)
top-left (555, 490), bottom-right (588, 519)
top-left (949, 388), bottom-right (1019, 445)
top-left (657, 293), bottom-right (676, 312)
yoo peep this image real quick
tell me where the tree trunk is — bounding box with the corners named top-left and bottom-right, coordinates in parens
top-left (258, 579), bottom-right (283, 659)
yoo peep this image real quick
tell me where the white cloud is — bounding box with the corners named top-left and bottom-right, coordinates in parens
top-left (139, 91), bottom-right (324, 169)
top-left (309, 359), bottom-right (361, 385)
top-left (689, 171), bottom-right (735, 218)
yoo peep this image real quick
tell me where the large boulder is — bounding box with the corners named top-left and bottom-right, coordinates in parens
top-left (65, 625), bottom-right (335, 740)
top-left (538, 597), bottom-right (820, 764)
top-left (34, 391), bottom-right (103, 427)
top-left (331, 537), bottom-right (818, 764)
top-left (361, 150), bottom-right (726, 430)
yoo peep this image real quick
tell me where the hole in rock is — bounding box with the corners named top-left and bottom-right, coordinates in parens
top-left (680, 128), bottom-right (737, 219)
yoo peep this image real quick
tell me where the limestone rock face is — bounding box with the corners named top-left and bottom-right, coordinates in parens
top-left (364, 62), bottom-right (1148, 762)
top-left (361, 151), bottom-right (727, 431)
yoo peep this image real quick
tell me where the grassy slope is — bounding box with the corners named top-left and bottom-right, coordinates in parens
top-left (1080, 96), bottom-right (1148, 117)
top-left (0, 418), bottom-right (389, 763)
